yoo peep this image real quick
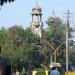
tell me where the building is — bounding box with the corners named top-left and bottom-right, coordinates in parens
top-left (30, 0), bottom-right (43, 38)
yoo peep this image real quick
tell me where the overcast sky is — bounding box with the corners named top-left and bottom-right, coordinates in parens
top-left (0, 0), bottom-right (75, 28)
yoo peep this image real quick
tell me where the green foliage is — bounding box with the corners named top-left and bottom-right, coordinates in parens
top-left (0, 25), bottom-right (40, 70)
top-left (0, 28), bottom-right (6, 45)
top-left (20, 68), bottom-right (26, 75)
top-left (45, 17), bottom-right (65, 52)
top-left (37, 71), bottom-right (45, 75)
top-left (69, 51), bottom-right (75, 70)
top-left (0, 16), bottom-right (74, 72)
top-left (0, 0), bottom-right (15, 6)
top-left (33, 68), bottom-right (46, 75)
top-left (46, 16), bottom-right (66, 71)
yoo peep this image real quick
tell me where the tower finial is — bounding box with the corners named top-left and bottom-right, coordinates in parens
top-left (36, 0), bottom-right (38, 6)
top-left (52, 10), bottom-right (55, 17)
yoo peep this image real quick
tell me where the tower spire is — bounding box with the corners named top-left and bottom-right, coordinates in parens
top-left (36, 0), bottom-right (38, 7)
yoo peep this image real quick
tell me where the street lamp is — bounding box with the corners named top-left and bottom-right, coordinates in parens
top-left (43, 40), bottom-right (65, 64)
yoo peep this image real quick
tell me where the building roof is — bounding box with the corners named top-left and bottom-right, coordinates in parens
top-left (32, 0), bottom-right (42, 15)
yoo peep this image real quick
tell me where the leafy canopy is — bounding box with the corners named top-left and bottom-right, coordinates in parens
top-left (0, 0), bottom-right (15, 6)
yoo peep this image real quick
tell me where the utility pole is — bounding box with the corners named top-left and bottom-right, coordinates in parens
top-left (65, 9), bottom-right (71, 73)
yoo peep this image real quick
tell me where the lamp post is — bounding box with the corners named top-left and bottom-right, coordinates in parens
top-left (44, 40), bottom-right (65, 64)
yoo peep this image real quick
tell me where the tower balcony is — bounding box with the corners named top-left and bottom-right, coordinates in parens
top-left (30, 22), bottom-right (43, 28)
top-left (32, 11), bottom-right (42, 16)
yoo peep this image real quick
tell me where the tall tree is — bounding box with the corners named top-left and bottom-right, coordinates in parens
top-left (0, 25), bottom-right (27, 68)
top-left (46, 16), bottom-right (65, 47)
top-left (45, 16), bottom-right (65, 66)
